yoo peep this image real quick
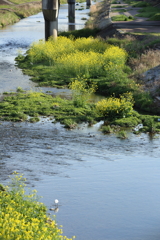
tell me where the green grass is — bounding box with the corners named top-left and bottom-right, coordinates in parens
top-left (132, 1), bottom-right (150, 7)
top-left (129, 32), bottom-right (160, 36)
top-left (0, 5), bottom-right (13, 8)
top-left (0, 1), bottom-right (41, 27)
top-left (0, 90), bottom-right (98, 127)
top-left (15, 34), bottom-right (160, 114)
top-left (0, 11), bottom-right (20, 27)
top-left (112, 9), bottom-right (127, 12)
top-left (136, 6), bottom-right (160, 20)
top-left (1, 88), bottom-right (160, 133)
top-left (111, 14), bottom-right (134, 21)
top-left (149, 13), bottom-right (160, 21)
top-left (111, 5), bottom-right (126, 8)
top-left (9, 0), bottom-right (40, 4)
top-left (59, 28), bottom-right (99, 38)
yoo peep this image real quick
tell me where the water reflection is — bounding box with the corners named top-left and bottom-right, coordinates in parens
top-left (68, 18), bottom-right (76, 31)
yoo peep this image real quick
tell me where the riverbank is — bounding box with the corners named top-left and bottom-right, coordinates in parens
top-left (0, 0), bottom-right (41, 27)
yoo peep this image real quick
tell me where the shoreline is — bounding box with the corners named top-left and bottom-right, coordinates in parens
top-left (0, 0), bottom-right (41, 28)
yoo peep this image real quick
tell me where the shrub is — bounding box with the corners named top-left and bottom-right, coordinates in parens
top-left (101, 125), bottom-right (113, 133)
top-left (96, 92), bottom-right (134, 120)
top-left (24, 36), bottom-right (127, 81)
top-left (69, 75), bottom-right (97, 107)
top-left (117, 130), bottom-right (128, 139)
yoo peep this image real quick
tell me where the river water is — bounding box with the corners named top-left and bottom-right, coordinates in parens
top-left (1, 4), bottom-right (160, 240)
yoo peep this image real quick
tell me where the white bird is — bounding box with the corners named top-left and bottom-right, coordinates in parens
top-left (54, 199), bottom-right (59, 206)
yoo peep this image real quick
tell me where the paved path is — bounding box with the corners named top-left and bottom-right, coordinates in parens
top-left (110, 1), bottom-right (160, 33)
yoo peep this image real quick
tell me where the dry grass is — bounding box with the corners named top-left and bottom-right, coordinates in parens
top-left (129, 49), bottom-right (160, 78)
top-left (85, 0), bottom-right (111, 29)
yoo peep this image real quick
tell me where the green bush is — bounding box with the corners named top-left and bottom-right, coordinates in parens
top-left (101, 125), bottom-right (113, 133)
top-left (96, 92), bottom-right (134, 120)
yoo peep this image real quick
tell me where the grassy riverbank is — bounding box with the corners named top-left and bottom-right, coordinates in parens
top-left (15, 33), bottom-right (160, 113)
top-left (0, 0), bottom-right (41, 27)
top-left (0, 172), bottom-right (75, 240)
top-left (0, 33), bottom-right (158, 134)
top-left (1, 0), bottom-right (160, 135)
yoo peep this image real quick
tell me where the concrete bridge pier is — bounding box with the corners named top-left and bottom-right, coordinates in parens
top-left (86, 0), bottom-right (91, 6)
top-left (42, 0), bottom-right (59, 40)
top-left (68, 0), bottom-right (75, 22)
top-left (68, 18), bottom-right (75, 31)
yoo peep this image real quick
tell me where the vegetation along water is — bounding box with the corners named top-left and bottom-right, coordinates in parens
top-left (8, 29), bottom-right (160, 135)
top-left (0, 172), bottom-right (76, 240)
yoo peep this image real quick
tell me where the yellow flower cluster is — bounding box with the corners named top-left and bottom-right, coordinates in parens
top-left (0, 173), bottom-right (75, 240)
top-left (69, 76), bottom-right (97, 107)
top-left (28, 36), bottom-right (127, 77)
top-left (96, 92), bottom-right (134, 119)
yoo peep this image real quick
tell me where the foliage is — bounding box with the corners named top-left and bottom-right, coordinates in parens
top-left (69, 75), bottom-right (97, 107)
top-left (0, 172), bottom-right (75, 240)
top-left (117, 130), bottom-right (128, 139)
top-left (95, 92), bottom-right (134, 120)
top-left (135, 4), bottom-right (160, 20)
top-left (133, 91), bottom-right (153, 112)
top-left (59, 28), bottom-right (99, 38)
top-left (112, 9), bottom-right (127, 12)
top-left (0, 91), bottom-right (97, 125)
top-left (132, 1), bottom-right (150, 7)
top-left (16, 36), bottom-right (127, 85)
top-left (9, 0), bottom-right (40, 4)
top-left (0, 2), bottom-right (41, 28)
top-left (111, 14), bottom-right (134, 21)
top-left (100, 125), bottom-right (113, 134)
top-left (0, 11), bottom-right (20, 28)
top-left (15, 33), bottom-right (160, 116)
top-left (149, 13), bottom-right (160, 21)
top-left (113, 116), bottom-right (141, 127)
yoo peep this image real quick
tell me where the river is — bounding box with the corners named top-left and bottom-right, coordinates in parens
top-left (1, 3), bottom-right (160, 240)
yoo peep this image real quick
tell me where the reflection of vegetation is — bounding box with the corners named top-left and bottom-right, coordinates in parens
top-left (0, 172), bottom-right (75, 240)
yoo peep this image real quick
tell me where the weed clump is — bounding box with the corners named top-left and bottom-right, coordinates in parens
top-left (95, 92), bottom-right (134, 120)
top-left (0, 172), bottom-right (75, 240)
